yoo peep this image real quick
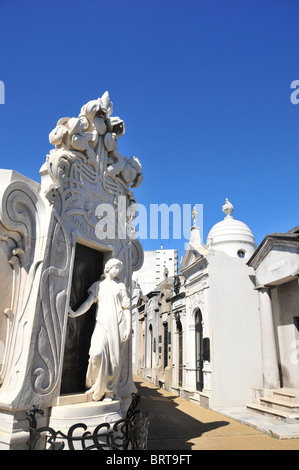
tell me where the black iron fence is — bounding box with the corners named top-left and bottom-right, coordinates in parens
top-left (26, 393), bottom-right (152, 450)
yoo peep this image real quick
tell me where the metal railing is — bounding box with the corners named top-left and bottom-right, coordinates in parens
top-left (26, 393), bottom-right (152, 450)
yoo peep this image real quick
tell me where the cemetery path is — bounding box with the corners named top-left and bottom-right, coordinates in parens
top-left (134, 375), bottom-right (299, 450)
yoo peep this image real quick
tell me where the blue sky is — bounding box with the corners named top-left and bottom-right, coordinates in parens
top-left (0, 0), bottom-right (298, 262)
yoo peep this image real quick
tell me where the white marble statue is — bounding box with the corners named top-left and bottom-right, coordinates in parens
top-left (68, 258), bottom-right (131, 402)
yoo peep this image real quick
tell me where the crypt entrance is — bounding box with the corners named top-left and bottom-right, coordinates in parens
top-left (61, 243), bottom-right (106, 395)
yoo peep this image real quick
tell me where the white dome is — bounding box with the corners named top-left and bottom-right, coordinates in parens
top-left (207, 199), bottom-right (256, 259)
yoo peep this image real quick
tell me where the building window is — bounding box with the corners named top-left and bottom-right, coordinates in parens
top-left (237, 249), bottom-right (246, 258)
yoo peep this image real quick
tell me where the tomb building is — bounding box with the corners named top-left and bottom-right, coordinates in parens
top-left (0, 92), bottom-right (143, 449)
top-left (134, 268), bottom-right (174, 390)
top-left (173, 200), bottom-right (263, 408)
top-left (247, 226), bottom-right (299, 393)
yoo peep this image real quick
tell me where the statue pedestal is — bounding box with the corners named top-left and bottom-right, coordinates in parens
top-left (48, 395), bottom-right (124, 450)
top-left (50, 393), bottom-right (123, 428)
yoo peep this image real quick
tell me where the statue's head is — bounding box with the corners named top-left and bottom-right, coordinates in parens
top-left (104, 258), bottom-right (123, 278)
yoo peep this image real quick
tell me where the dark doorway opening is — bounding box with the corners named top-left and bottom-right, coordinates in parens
top-left (163, 322), bottom-right (168, 369)
top-left (177, 320), bottom-right (183, 387)
top-left (61, 244), bottom-right (104, 394)
top-left (195, 309), bottom-right (203, 392)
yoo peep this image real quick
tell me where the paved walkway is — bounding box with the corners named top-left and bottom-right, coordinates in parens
top-left (134, 376), bottom-right (299, 450)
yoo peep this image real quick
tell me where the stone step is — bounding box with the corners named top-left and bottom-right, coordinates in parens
top-left (260, 396), bottom-right (299, 413)
top-left (273, 389), bottom-right (299, 402)
top-left (246, 403), bottom-right (299, 423)
top-left (274, 390), bottom-right (296, 400)
top-left (247, 403), bottom-right (289, 419)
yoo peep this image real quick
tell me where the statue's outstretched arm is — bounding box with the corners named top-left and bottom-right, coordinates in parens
top-left (123, 307), bottom-right (131, 342)
top-left (68, 293), bottom-right (96, 318)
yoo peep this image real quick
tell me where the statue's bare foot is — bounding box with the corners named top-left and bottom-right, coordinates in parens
top-left (103, 392), bottom-right (114, 402)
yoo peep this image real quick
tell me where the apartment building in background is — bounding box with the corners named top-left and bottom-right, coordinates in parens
top-left (132, 246), bottom-right (178, 295)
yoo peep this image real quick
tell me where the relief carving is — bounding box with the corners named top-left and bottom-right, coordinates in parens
top-left (0, 181), bottom-right (45, 394)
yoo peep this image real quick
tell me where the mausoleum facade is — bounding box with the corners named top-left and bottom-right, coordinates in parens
top-left (133, 200), bottom-right (264, 410)
top-left (0, 92), bottom-right (143, 449)
top-left (178, 200), bottom-right (262, 408)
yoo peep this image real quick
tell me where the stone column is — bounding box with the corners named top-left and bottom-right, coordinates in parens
top-left (258, 287), bottom-right (280, 389)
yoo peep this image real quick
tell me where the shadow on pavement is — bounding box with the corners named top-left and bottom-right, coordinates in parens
top-left (134, 377), bottom-right (230, 450)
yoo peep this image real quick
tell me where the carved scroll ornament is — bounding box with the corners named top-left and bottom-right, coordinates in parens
top-left (47, 91), bottom-right (143, 206)
top-left (0, 180), bottom-right (46, 395)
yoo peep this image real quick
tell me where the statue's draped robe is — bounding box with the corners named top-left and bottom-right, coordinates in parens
top-left (86, 278), bottom-right (130, 400)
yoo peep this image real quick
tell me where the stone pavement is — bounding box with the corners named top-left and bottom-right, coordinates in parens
top-left (134, 376), bottom-right (299, 450)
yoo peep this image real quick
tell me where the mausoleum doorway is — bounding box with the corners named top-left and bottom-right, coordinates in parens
top-left (195, 309), bottom-right (204, 392)
top-left (61, 243), bottom-right (105, 394)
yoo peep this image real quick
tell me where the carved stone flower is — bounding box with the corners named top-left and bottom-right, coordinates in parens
top-left (100, 91), bottom-right (113, 118)
top-left (49, 124), bottom-right (68, 146)
top-left (93, 116), bottom-right (106, 135)
top-left (67, 116), bottom-right (89, 136)
top-left (80, 99), bottom-right (101, 124)
top-left (106, 116), bottom-right (125, 137)
top-left (104, 132), bottom-right (117, 152)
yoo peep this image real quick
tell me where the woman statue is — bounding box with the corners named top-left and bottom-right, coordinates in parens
top-left (68, 258), bottom-right (131, 402)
